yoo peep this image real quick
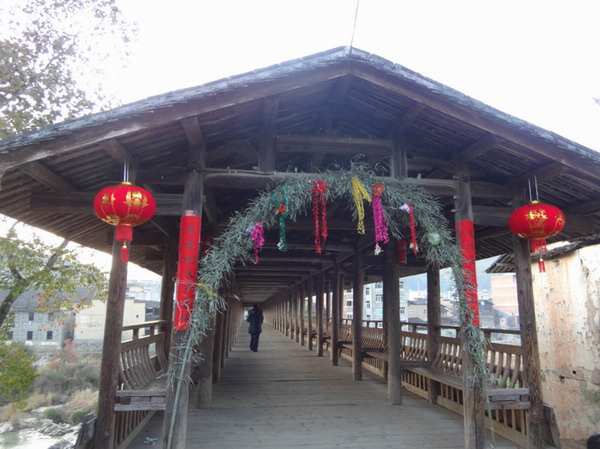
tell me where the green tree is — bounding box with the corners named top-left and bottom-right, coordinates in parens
top-left (0, 342), bottom-right (37, 405)
top-left (0, 0), bottom-right (136, 138)
top-left (0, 222), bottom-right (107, 328)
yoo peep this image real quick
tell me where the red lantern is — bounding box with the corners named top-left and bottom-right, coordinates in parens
top-left (93, 182), bottom-right (156, 262)
top-left (509, 200), bottom-right (565, 272)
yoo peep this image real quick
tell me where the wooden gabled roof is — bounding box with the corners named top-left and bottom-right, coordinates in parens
top-left (1, 47), bottom-right (599, 302)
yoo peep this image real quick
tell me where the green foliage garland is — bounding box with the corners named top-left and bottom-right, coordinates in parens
top-left (165, 163), bottom-right (491, 444)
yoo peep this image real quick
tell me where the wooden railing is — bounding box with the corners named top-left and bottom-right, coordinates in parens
top-left (113, 320), bottom-right (168, 449)
top-left (330, 321), bottom-right (528, 446)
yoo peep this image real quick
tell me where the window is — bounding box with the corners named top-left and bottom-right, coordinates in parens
top-left (375, 282), bottom-right (383, 289)
top-left (365, 287), bottom-right (370, 295)
top-left (366, 301), bottom-right (371, 308)
top-left (375, 294), bottom-right (383, 302)
top-left (48, 312), bottom-right (54, 321)
top-left (27, 331), bottom-right (33, 340)
top-left (346, 300), bottom-right (352, 306)
top-left (46, 331), bottom-right (53, 340)
top-left (366, 314), bottom-right (371, 320)
top-left (346, 313), bottom-right (353, 319)
top-left (28, 312), bottom-right (35, 321)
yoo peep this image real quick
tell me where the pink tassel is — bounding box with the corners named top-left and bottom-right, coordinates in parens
top-left (372, 183), bottom-right (389, 254)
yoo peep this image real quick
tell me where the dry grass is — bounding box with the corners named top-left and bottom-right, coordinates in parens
top-left (0, 403), bottom-right (21, 425)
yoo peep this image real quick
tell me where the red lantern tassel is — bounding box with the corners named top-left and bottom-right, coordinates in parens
top-left (120, 242), bottom-right (129, 263)
top-left (530, 238), bottom-right (547, 254)
top-left (530, 239), bottom-right (547, 273)
top-left (538, 258), bottom-right (546, 273)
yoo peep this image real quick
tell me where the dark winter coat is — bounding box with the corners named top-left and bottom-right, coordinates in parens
top-left (247, 307), bottom-right (264, 335)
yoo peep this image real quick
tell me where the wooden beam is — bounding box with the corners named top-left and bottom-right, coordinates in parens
top-left (277, 134), bottom-right (392, 156)
top-left (386, 102), bottom-right (426, 137)
top-left (29, 191), bottom-right (183, 216)
top-left (102, 138), bottom-right (135, 168)
top-left (453, 134), bottom-right (501, 165)
top-left (180, 116), bottom-right (206, 168)
top-left (20, 161), bottom-right (77, 191)
top-left (509, 162), bottom-right (566, 188)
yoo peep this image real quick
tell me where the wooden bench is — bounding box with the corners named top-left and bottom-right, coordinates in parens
top-left (114, 321), bottom-right (168, 412)
top-left (403, 335), bottom-right (532, 447)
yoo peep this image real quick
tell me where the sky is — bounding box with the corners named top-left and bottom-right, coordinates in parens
top-left (106, 0), bottom-right (600, 151)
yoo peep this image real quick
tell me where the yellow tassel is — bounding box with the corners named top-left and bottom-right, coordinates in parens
top-left (351, 176), bottom-right (372, 235)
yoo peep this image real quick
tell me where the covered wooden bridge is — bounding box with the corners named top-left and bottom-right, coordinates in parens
top-left (0, 47), bottom-right (599, 449)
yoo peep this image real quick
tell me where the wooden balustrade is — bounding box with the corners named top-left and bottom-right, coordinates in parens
top-left (324, 321), bottom-right (529, 446)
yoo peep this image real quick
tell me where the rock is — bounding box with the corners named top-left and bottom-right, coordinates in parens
top-left (37, 419), bottom-right (74, 437)
top-left (0, 422), bottom-right (14, 434)
top-left (48, 441), bottom-right (75, 449)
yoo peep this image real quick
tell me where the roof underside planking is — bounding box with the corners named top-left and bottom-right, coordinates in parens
top-left (1, 47), bottom-right (599, 303)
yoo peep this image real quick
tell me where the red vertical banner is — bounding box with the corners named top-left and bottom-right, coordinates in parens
top-left (174, 213), bottom-right (202, 330)
top-left (459, 220), bottom-right (480, 326)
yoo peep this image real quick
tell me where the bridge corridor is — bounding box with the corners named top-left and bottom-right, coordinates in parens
top-left (128, 325), bottom-right (518, 449)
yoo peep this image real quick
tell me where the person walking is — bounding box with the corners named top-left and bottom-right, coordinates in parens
top-left (247, 303), bottom-right (264, 352)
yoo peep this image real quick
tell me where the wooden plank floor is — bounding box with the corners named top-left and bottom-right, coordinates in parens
top-left (128, 325), bottom-right (520, 449)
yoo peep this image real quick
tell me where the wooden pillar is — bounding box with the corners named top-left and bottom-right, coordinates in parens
top-left (426, 264), bottom-right (441, 404)
top-left (352, 250), bottom-right (364, 381)
top-left (384, 242), bottom-right (402, 404)
top-left (325, 280), bottom-right (331, 335)
top-left (289, 289), bottom-right (294, 340)
top-left (212, 310), bottom-right (224, 382)
top-left (159, 239), bottom-right (177, 363)
top-left (514, 224), bottom-right (546, 448)
top-left (163, 170), bottom-right (204, 449)
top-left (284, 292), bottom-right (290, 337)
top-left (299, 285), bottom-right (305, 346)
top-left (331, 263), bottom-right (341, 365)
top-left (294, 287), bottom-right (300, 343)
top-left (195, 313), bottom-right (215, 408)
top-left (316, 272), bottom-right (324, 357)
top-left (390, 133), bottom-right (408, 178)
top-left (307, 276), bottom-right (313, 351)
top-left (455, 174), bottom-right (484, 449)
top-left (92, 238), bottom-right (128, 449)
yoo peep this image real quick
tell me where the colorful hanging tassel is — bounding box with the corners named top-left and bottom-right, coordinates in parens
top-left (372, 183), bottom-right (389, 255)
top-left (400, 202), bottom-right (418, 255)
top-left (311, 179), bottom-right (328, 254)
top-left (246, 222), bottom-right (265, 264)
top-left (273, 186), bottom-right (290, 252)
top-left (351, 176), bottom-right (371, 235)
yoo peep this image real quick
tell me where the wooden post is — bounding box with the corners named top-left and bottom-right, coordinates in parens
top-left (196, 312), bottom-right (215, 408)
top-left (289, 290), bottom-right (295, 340)
top-left (316, 272), bottom-right (324, 357)
top-left (325, 280), bottom-right (331, 336)
top-left (285, 292), bottom-right (290, 337)
top-left (331, 263), bottom-right (340, 365)
top-left (92, 238), bottom-right (128, 449)
top-left (455, 174), bottom-right (484, 449)
top-left (514, 224), bottom-right (546, 447)
top-left (426, 264), bottom-right (441, 404)
top-left (300, 284), bottom-right (305, 346)
top-left (212, 310), bottom-right (224, 382)
top-left (163, 170), bottom-right (204, 449)
top-left (352, 250), bottom-right (364, 381)
top-left (308, 276), bottom-right (313, 351)
top-left (159, 239), bottom-right (177, 364)
top-left (294, 286), bottom-right (300, 343)
top-left (384, 242), bottom-right (402, 404)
